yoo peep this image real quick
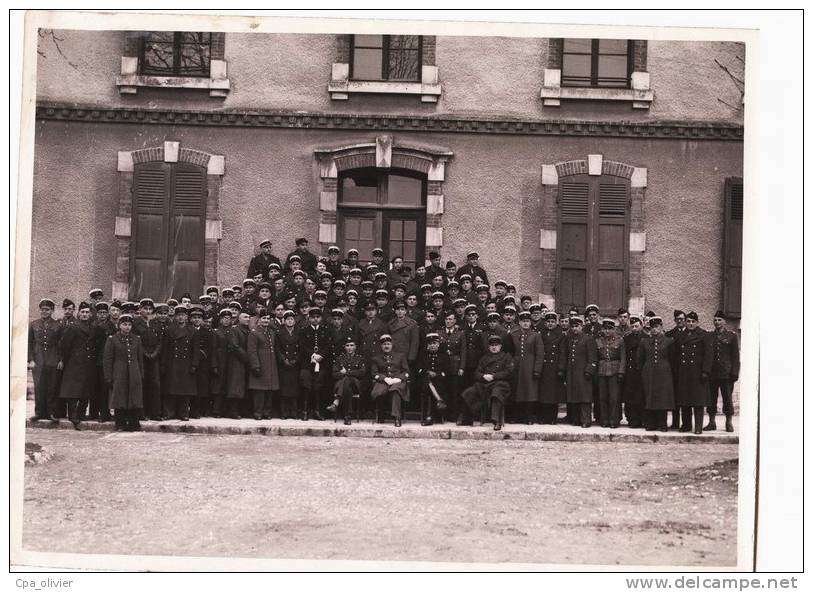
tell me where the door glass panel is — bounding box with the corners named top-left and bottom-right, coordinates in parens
top-left (341, 173), bottom-right (378, 203)
top-left (404, 220), bottom-right (416, 240)
top-left (390, 220), bottom-right (402, 240)
top-left (386, 175), bottom-right (422, 206)
top-left (343, 216), bottom-right (375, 262)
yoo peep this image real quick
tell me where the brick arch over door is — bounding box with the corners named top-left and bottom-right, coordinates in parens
top-left (113, 141), bottom-right (225, 300)
top-left (539, 155), bottom-right (647, 314)
top-left (314, 136), bottom-right (452, 260)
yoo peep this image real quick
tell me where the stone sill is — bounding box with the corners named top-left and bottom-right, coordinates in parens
top-left (329, 80), bottom-right (441, 102)
top-left (116, 74), bottom-right (230, 98)
top-left (542, 86), bottom-right (654, 109)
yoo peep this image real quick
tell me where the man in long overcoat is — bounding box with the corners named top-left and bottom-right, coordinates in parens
top-left (637, 316), bottom-right (675, 432)
top-left (103, 314), bottom-right (144, 431)
top-left (674, 311), bottom-right (713, 434)
top-left (225, 312), bottom-right (250, 418)
top-left (622, 316), bottom-right (646, 428)
top-left (190, 306), bottom-right (216, 418)
top-left (247, 309), bottom-right (280, 419)
top-left (276, 310), bottom-right (302, 419)
top-left (299, 307), bottom-right (331, 420)
top-left (438, 310), bottom-right (466, 421)
top-left (58, 302), bottom-right (98, 428)
top-left (370, 334), bottom-right (410, 426)
top-left (210, 309), bottom-right (233, 417)
top-left (557, 316), bottom-right (598, 428)
top-left (510, 311), bottom-right (544, 424)
top-left (538, 311), bottom-right (566, 424)
top-left (459, 335), bottom-right (514, 430)
top-left (160, 305), bottom-right (200, 421)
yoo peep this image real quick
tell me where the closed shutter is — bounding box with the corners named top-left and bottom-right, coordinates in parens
top-left (168, 163), bottom-right (207, 300)
top-left (722, 177), bottom-right (743, 318)
top-left (132, 162), bottom-right (171, 300)
top-left (558, 176), bottom-right (590, 310)
top-left (557, 173), bottom-right (629, 314)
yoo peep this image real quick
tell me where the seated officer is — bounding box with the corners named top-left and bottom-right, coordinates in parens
top-left (328, 336), bottom-right (366, 425)
top-left (417, 332), bottom-right (449, 426)
top-left (459, 334), bottom-right (514, 431)
top-left (370, 334), bottom-right (410, 427)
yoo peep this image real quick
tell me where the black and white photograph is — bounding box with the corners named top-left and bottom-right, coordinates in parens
top-left (7, 8), bottom-right (802, 578)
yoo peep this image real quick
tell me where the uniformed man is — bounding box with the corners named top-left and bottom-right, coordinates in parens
top-left (190, 305), bottom-right (216, 419)
top-left (538, 311), bottom-right (566, 424)
top-left (325, 245), bottom-right (343, 278)
top-left (510, 311), bottom-right (544, 424)
top-left (285, 238), bottom-right (317, 274)
top-left (247, 308), bottom-right (280, 420)
top-left (706, 310), bottom-right (740, 432)
top-left (622, 316), bottom-right (646, 428)
top-left (370, 334), bottom-right (410, 427)
top-left (247, 239), bottom-right (281, 281)
top-left (88, 288), bottom-right (104, 320)
top-left (438, 311), bottom-right (466, 422)
top-left (426, 251), bottom-right (445, 283)
top-left (459, 334), bottom-right (514, 431)
top-left (595, 318), bottom-right (626, 428)
top-left (665, 309), bottom-right (687, 429)
top-left (61, 298), bottom-right (76, 328)
top-left (58, 301), bottom-right (98, 429)
top-left (91, 301), bottom-right (115, 422)
top-left (160, 304), bottom-right (200, 421)
top-left (132, 298), bottom-right (163, 420)
top-left (345, 248), bottom-right (361, 270)
top-left (558, 316), bottom-right (597, 428)
top-left (482, 311), bottom-right (512, 357)
top-left (276, 310), bottom-right (301, 419)
top-left (328, 336), bottom-right (366, 425)
top-left (374, 289), bottom-right (394, 323)
top-left (616, 308), bottom-right (631, 336)
top-left (27, 298), bottom-right (62, 422)
top-left (299, 307), bottom-right (330, 420)
top-left (457, 251), bottom-right (490, 287)
top-left (417, 332), bottom-right (450, 425)
top-left (461, 305), bottom-right (486, 390)
top-left (101, 313), bottom-right (144, 431)
top-left (637, 316), bottom-right (675, 432)
top-left (675, 311), bottom-right (713, 434)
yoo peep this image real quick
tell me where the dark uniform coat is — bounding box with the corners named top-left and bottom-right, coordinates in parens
top-left (438, 326), bottom-right (466, 376)
top-left (388, 316), bottom-right (420, 363)
top-left (622, 331), bottom-right (645, 405)
top-left (456, 264), bottom-right (489, 286)
top-left (276, 326), bottom-right (301, 399)
top-left (285, 249), bottom-right (317, 274)
top-left (482, 325), bottom-right (514, 355)
top-left (225, 325), bottom-right (249, 398)
top-left (417, 347), bottom-right (450, 396)
top-left (370, 351), bottom-right (410, 401)
top-left (539, 326), bottom-right (566, 404)
top-left (595, 333), bottom-right (626, 377)
top-left (462, 321), bottom-right (486, 371)
top-left (247, 252), bottom-right (281, 281)
top-left (332, 352), bottom-right (367, 397)
top-left (675, 328), bottom-right (713, 407)
top-left (509, 328), bottom-right (544, 403)
top-left (211, 326), bottom-right (232, 395)
top-left (161, 323), bottom-right (200, 397)
top-left (247, 326), bottom-right (280, 391)
top-left (103, 332), bottom-right (144, 409)
top-left (358, 317), bottom-right (388, 363)
top-left (559, 333), bottom-right (598, 404)
top-left (28, 317), bottom-right (61, 368)
top-left (58, 320), bottom-right (98, 400)
top-left (637, 334), bottom-right (675, 410)
top-left (710, 328), bottom-right (740, 381)
top-left (194, 325), bottom-right (216, 398)
top-left (462, 351), bottom-right (514, 408)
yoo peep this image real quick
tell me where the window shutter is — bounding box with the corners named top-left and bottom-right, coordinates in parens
top-left (132, 162), bottom-right (171, 300)
top-left (557, 177), bottom-right (590, 310)
top-left (560, 181), bottom-right (589, 217)
top-left (598, 182), bottom-right (627, 218)
top-left (594, 177), bottom-right (629, 313)
top-left (722, 177), bottom-right (743, 318)
top-left (167, 163), bottom-right (207, 300)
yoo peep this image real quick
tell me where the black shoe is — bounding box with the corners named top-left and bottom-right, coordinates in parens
top-left (344, 417), bottom-right (352, 426)
top-left (526, 420), bottom-right (534, 426)
top-left (179, 416), bottom-right (189, 422)
top-left (601, 422), bottom-right (610, 428)
top-left (421, 418), bottom-right (434, 426)
top-left (71, 419), bottom-right (81, 431)
top-left (253, 413), bottom-right (262, 420)
top-left (494, 422), bottom-right (502, 431)
top-left (98, 416), bottom-right (112, 423)
top-left (326, 402), bottom-right (338, 413)
top-left (725, 417), bottom-right (735, 432)
top-left (394, 418), bottom-right (402, 427)
top-left (48, 415), bottom-right (59, 424)
top-left (300, 411), bottom-right (308, 421)
top-left (609, 423), bottom-right (619, 429)
top-left (660, 427), bottom-right (669, 432)
top-left (130, 422), bottom-right (143, 432)
top-left (704, 422), bottom-right (717, 431)
top-left (645, 426), bottom-right (656, 431)
top-left (262, 414), bottom-right (272, 420)
top-left (189, 414), bottom-right (200, 419)
top-left (436, 401), bottom-right (447, 410)
top-left (581, 422), bottom-right (591, 428)
top-left (229, 412), bottom-right (241, 420)
top-left (680, 426), bottom-right (692, 433)
top-left (694, 427), bottom-right (702, 434)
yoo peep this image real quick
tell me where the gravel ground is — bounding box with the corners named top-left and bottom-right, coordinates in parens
top-left (22, 429), bottom-right (739, 567)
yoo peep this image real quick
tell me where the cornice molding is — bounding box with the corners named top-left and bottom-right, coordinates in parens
top-left (35, 104), bottom-right (744, 141)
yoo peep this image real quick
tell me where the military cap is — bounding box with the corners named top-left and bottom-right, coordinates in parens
top-left (445, 261), bottom-right (457, 269)
top-left (167, 298), bottom-right (179, 307)
top-left (89, 288), bottom-right (103, 298)
top-left (429, 251), bottom-right (440, 259)
top-left (154, 303), bottom-right (169, 313)
top-left (475, 284), bottom-right (490, 293)
top-left (506, 283), bottom-right (516, 291)
top-left (629, 315), bottom-right (642, 324)
top-left (568, 307), bottom-right (579, 317)
top-left (421, 283), bottom-right (433, 291)
top-left (282, 310), bottom-right (296, 319)
top-left (344, 336), bottom-right (356, 346)
top-left (320, 271), bottom-right (333, 279)
top-left (189, 306), bottom-right (204, 317)
top-left (602, 318), bottom-right (617, 328)
top-left (364, 302), bottom-right (377, 310)
top-left (458, 274), bottom-right (472, 282)
top-left (292, 270), bottom-right (306, 278)
top-left (617, 308), bottom-right (629, 316)
top-left (520, 295), bottom-right (532, 303)
top-left (372, 247), bottom-right (384, 256)
top-left (425, 332), bottom-right (441, 342)
top-left (467, 251), bottom-right (479, 260)
top-left (198, 295), bottom-right (212, 304)
top-left (714, 310), bottom-right (726, 319)
top-left (585, 304), bottom-right (600, 314)
top-left (393, 282), bottom-right (406, 291)
top-left (314, 290), bottom-right (328, 298)
top-left (393, 300), bottom-right (407, 310)
top-left (222, 288), bottom-right (235, 297)
top-left (122, 302), bottom-right (138, 313)
top-left (379, 334), bottom-right (392, 343)
top-left (95, 302), bottom-right (109, 312)
top-left (346, 289), bottom-right (359, 297)
top-left (268, 262), bottom-right (281, 271)
top-left (673, 309), bottom-right (685, 318)
top-left (218, 308), bottom-right (233, 318)
top-left (289, 254), bottom-right (302, 263)
top-left (308, 307), bottom-right (323, 317)
top-left (62, 298), bottom-right (75, 308)
top-left (502, 295), bottom-right (516, 303)
top-left (494, 280), bottom-right (508, 288)
top-left (326, 245), bottom-right (340, 254)
top-left (447, 280), bottom-right (460, 288)
top-left (331, 308), bottom-right (344, 317)
top-left (374, 272), bottom-right (388, 281)
top-left (529, 303), bottom-right (542, 312)
top-left (366, 264), bottom-right (379, 272)
top-left (648, 316), bottom-right (663, 327)
top-left (295, 238), bottom-right (308, 246)
top-left (333, 280), bottom-right (346, 287)
top-left (173, 304), bottom-right (189, 315)
top-left (375, 291), bottom-right (390, 300)
top-left (487, 312), bottom-right (501, 321)
top-left (464, 303), bottom-right (478, 313)
top-left (347, 249), bottom-right (360, 256)
top-left (518, 311), bottom-right (532, 320)
top-left (502, 305), bottom-right (517, 314)
top-left (544, 311), bottom-right (558, 321)
top-left (487, 334), bottom-right (503, 345)
top-left (205, 285), bottom-right (219, 294)
top-left (39, 298), bottom-right (55, 309)
top-left (229, 301), bottom-right (243, 312)
top-left (118, 313), bottom-right (134, 324)
top-left (110, 300), bottom-right (123, 310)
top-left (242, 278), bottom-right (256, 287)
top-left (569, 315), bottom-right (585, 326)
top-left (645, 310), bottom-right (656, 318)
top-left (349, 268), bottom-right (363, 276)
top-left (453, 298), bottom-right (467, 307)
top-left (686, 311), bottom-right (699, 321)
top-left (361, 280), bottom-right (374, 288)
top-left (259, 239), bottom-right (272, 248)
top-left (431, 291), bottom-right (445, 299)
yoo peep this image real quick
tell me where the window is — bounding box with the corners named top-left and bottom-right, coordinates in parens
top-left (351, 35), bottom-right (422, 82)
top-left (562, 39), bottom-right (631, 88)
top-left (338, 168), bottom-right (426, 270)
top-left (722, 177), bottom-right (743, 318)
top-left (131, 162), bottom-right (207, 300)
top-left (139, 32), bottom-right (212, 77)
top-left (557, 174), bottom-right (630, 314)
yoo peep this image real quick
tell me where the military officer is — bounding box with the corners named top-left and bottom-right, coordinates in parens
top-left (327, 336), bottom-right (366, 424)
top-left (133, 298), bottom-right (164, 420)
top-left (299, 307), bottom-right (331, 420)
top-left (58, 301), bottom-right (98, 429)
top-left (276, 310), bottom-right (301, 419)
top-left (510, 311), bottom-right (545, 424)
top-left (538, 311), bottom-right (566, 424)
top-left (426, 251), bottom-right (445, 283)
top-left (675, 311), bottom-right (713, 434)
top-left (637, 316), bottom-right (675, 432)
top-left (622, 315), bottom-right (646, 428)
top-left (246, 308), bottom-right (280, 420)
top-left (61, 298), bottom-right (76, 328)
top-left (665, 309), bottom-right (688, 429)
top-left (27, 298), bottom-right (62, 422)
top-left (456, 251), bottom-right (490, 287)
top-left (439, 310), bottom-right (466, 421)
top-left (558, 316), bottom-right (597, 428)
top-left (103, 313), bottom-right (145, 431)
top-left (160, 304), bottom-right (200, 421)
top-left (90, 302), bottom-right (115, 422)
top-left (285, 238), bottom-right (317, 274)
top-left (461, 305), bottom-right (486, 390)
top-left (706, 310), bottom-right (740, 432)
top-left (417, 333), bottom-right (450, 426)
top-left (190, 306), bottom-right (216, 418)
top-left (595, 318), bottom-right (626, 428)
top-left (459, 334), bottom-right (514, 431)
top-left (247, 239), bottom-right (281, 281)
top-left (370, 334), bottom-right (410, 427)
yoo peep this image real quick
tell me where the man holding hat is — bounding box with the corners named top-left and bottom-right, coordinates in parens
top-left (370, 334), bottom-right (410, 427)
top-left (299, 307), bottom-right (331, 420)
top-left (103, 313), bottom-right (145, 431)
top-left (558, 315), bottom-right (598, 428)
top-left (456, 251), bottom-right (490, 287)
top-left (286, 238), bottom-right (317, 274)
top-left (674, 311), bottom-right (713, 434)
top-left (28, 298), bottom-right (62, 421)
top-left (58, 301), bottom-right (98, 429)
top-left (595, 318), bottom-right (626, 428)
top-left (459, 334), bottom-right (514, 430)
top-left (637, 315), bottom-right (675, 432)
top-left (706, 310), bottom-right (740, 432)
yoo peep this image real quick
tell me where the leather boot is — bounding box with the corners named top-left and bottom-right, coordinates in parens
top-left (725, 416), bottom-right (734, 432)
top-left (704, 415), bottom-right (718, 431)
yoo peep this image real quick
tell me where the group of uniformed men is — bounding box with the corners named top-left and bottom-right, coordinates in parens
top-left (27, 237), bottom-right (740, 433)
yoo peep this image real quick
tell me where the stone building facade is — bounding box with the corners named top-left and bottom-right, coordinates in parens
top-left (30, 29), bottom-right (745, 327)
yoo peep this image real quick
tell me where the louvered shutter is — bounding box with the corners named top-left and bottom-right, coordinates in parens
top-left (722, 177), bottom-right (743, 318)
top-left (558, 176), bottom-right (590, 310)
top-left (594, 176), bottom-right (629, 312)
top-left (167, 163), bottom-right (207, 300)
top-left (132, 162), bottom-right (171, 300)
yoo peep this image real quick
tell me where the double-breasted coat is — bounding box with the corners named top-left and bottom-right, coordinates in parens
top-left (417, 347), bottom-right (450, 395)
top-left (461, 351), bottom-right (515, 408)
top-left (481, 325), bottom-right (514, 355)
top-left (211, 325), bottom-right (232, 396)
top-left (276, 326), bottom-right (301, 399)
top-left (438, 326), bottom-right (467, 376)
top-left (558, 333), bottom-right (598, 404)
top-left (636, 334), bottom-right (675, 410)
top-left (462, 322), bottom-right (486, 371)
top-left (103, 331), bottom-right (144, 410)
top-left (331, 352), bottom-right (367, 397)
top-left (622, 331), bottom-right (645, 406)
top-left (674, 328), bottom-right (713, 407)
top-left (247, 326), bottom-right (280, 392)
top-left (509, 328), bottom-right (544, 403)
top-left (595, 333), bottom-right (626, 378)
top-left (370, 352), bottom-right (410, 401)
top-left (358, 317), bottom-right (387, 363)
top-left (710, 328), bottom-right (740, 381)
top-left (388, 316), bottom-right (420, 363)
top-left (58, 320), bottom-right (98, 400)
top-left (28, 317), bottom-right (61, 368)
top-left (194, 324), bottom-right (217, 398)
top-left (539, 326), bottom-right (566, 404)
top-left (161, 323), bottom-right (201, 397)
top-left (225, 325), bottom-right (249, 398)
